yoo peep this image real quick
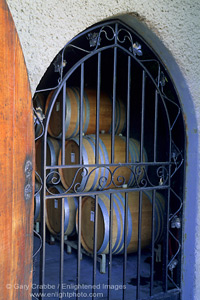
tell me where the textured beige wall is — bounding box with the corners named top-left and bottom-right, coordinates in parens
top-left (6, 0), bottom-right (200, 299)
top-left (6, 0), bottom-right (200, 105)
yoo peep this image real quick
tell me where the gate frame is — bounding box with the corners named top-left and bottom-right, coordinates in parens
top-left (36, 14), bottom-right (199, 300)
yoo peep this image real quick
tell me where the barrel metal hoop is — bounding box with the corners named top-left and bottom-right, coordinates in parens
top-left (97, 198), bottom-right (110, 254)
top-left (114, 193), bottom-right (132, 254)
top-left (64, 88), bottom-right (72, 138)
top-left (83, 89), bottom-right (90, 134)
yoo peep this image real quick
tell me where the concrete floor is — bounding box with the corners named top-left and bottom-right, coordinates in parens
top-left (32, 235), bottom-right (163, 300)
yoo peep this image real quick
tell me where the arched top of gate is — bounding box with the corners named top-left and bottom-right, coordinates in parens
top-left (43, 18), bottom-right (181, 139)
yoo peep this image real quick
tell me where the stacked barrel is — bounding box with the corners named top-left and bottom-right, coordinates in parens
top-left (45, 87), bottom-right (126, 139)
top-left (78, 191), bottom-right (165, 254)
top-left (34, 87), bottom-right (165, 253)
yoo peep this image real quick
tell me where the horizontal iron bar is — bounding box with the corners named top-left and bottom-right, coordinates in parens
top-left (44, 185), bottom-right (170, 199)
top-left (45, 161), bottom-right (172, 170)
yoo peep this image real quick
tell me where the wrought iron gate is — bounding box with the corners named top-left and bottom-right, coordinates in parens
top-left (33, 19), bottom-right (185, 300)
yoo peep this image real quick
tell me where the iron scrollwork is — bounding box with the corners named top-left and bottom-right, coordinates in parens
top-left (79, 25), bottom-right (143, 57)
top-left (45, 164), bottom-right (169, 196)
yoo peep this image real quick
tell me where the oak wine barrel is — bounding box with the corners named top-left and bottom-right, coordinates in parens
top-left (46, 185), bottom-right (78, 236)
top-left (45, 87), bottom-right (126, 138)
top-left (78, 191), bottom-right (165, 255)
top-left (58, 134), bottom-right (147, 192)
top-left (35, 137), bottom-right (61, 184)
top-left (0, 1), bottom-right (35, 299)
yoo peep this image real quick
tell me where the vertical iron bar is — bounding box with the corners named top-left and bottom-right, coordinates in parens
top-left (108, 23), bottom-right (118, 299)
top-left (151, 89), bottom-right (158, 296)
top-left (111, 23), bottom-right (118, 164)
top-left (59, 196), bottom-right (65, 298)
top-left (93, 53), bottom-right (101, 298)
top-left (76, 63), bottom-right (84, 300)
top-left (164, 188), bottom-right (170, 292)
top-left (123, 193), bottom-right (128, 300)
top-left (59, 85), bottom-right (66, 298)
top-left (79, 63), bottom-right (84, 163)
top-left (136, 191), bottom-right (143, 299)
top-left (126, 56), bottom-right (131, 162)
top-left (61, 83), bottom-right (66, 164)
top-left (150, 190), bottom-right (156, 296)
top-left (154, 90), bottom-right (158, 162)
top-left (140, 71), bottom-right (146, 161)
top-left (108, 194), bottom-right (114, 300)
top-left (95, 52), bottom-right (101, 164)
top-left (164, 119), bottom-right (172, 292)
top-left (39, 137), bottom-right (46, 300)
top-left (77, 196), bottom-right (82, 300)
top-left (92, 195), bottom-right (98, 299)
top-left (137, 71), bottom-right (146, 299)
top-left (123, 55), bottom-right (131, 300)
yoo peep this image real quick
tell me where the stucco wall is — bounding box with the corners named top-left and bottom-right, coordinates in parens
top-left (6, 0), bottom-right (200, 103)
top-left (6, 0), bottom-right (200, 299)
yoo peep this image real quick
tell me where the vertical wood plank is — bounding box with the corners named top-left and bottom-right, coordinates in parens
top-left (0, 1), bottom-right (34, 299)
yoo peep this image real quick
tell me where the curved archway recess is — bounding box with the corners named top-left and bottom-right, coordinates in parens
top-left (33, 15), bottom-right (198, 300)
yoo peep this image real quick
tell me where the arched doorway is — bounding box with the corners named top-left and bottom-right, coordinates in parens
top-left (33, 15), bottom-right (198, 300)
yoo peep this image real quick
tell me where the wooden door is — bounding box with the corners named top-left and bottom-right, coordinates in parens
top-left (0, 1), bottom-right (34, 299)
